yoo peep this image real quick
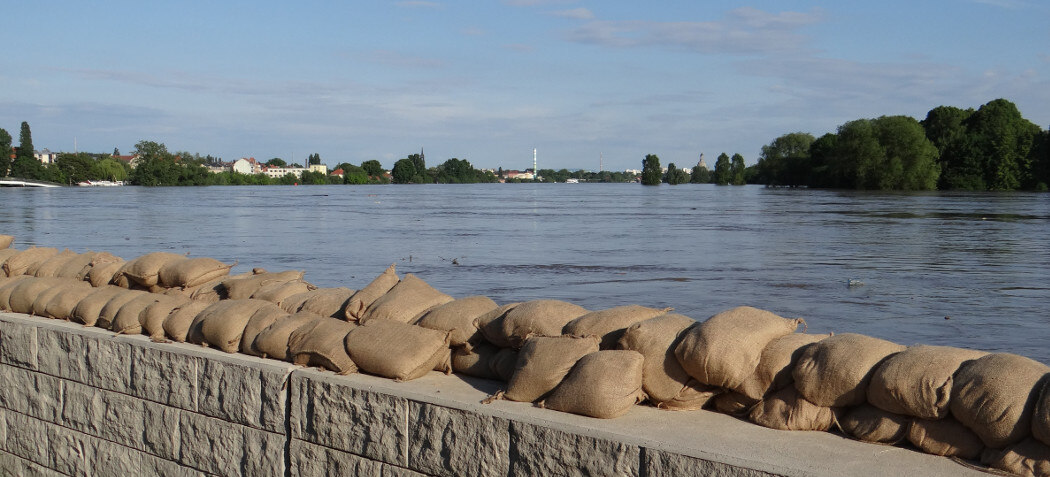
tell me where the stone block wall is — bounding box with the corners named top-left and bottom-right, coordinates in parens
top-left (0, 313), bottom-right (990, 476)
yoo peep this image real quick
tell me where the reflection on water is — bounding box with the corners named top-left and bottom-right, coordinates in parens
top-left (2, 184), bottom-right (1048, 362)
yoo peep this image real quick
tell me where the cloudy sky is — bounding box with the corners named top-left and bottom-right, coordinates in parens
top-left (2, 1), bottom-right (1048, 172)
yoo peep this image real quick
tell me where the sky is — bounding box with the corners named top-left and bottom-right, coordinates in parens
top-left (2, 1), bottom-right (1048, 172)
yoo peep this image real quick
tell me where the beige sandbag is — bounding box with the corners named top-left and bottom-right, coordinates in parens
top-left (43, 284), bottom-right (98, 321)
top-left (563, 305), bottom-right (672, 349)
top-left (186, 272), bottom-right (252, 303)
top-left (618, 313), bottom-right (718, 411)
top-left (71, 286), bottom-right (125, 326)
top-left (239, 303), bottom-right (290, 356)
top-left (490, 347), bottom-right (519, 382)
top-left (343, 264), bottom-right (399, 320)
top-left (54, 251), bottom-right (99, 280)
top-left (163, 300), bottom-right (211, 342)
top-left (141, 295), bottom-right (192, 340)
top-left (360, 273), bottom-right (453, 324)
top-left (951, 353), bottom-right (1050, 448)
top-left (279, 291), bottom-right (315, 314)
top-left (867, 345), bottom-right (987, 419)
top-left (414, 296), bottom-right (498, 347)
top-left (908, 418), bottom-right (985, 460)
top-left (223, 270), bottom-right (306, 300)
top-left (195, 299), bottom-right (276, 352)
top-left (344, 320), bottom-right (450, 381)
top-left (451, 343), bottom-right (504, 380)
top-left (735, 333), bottom-right (829, 401)
top-left (97, 289), bottom-right (149, 329)
top-left (31, 249), bottom-right (78, 278)
top-left (981, 439), bottom-right (1050, 477)
top-left (675, 306), bottom-right (804, 390)
top-left (111, 293), bottom-right (166, 334)
top-left (749, 387), bottom-right (837, 432)
top-left (73, 252), bottom-right (121, 281)
top-left (3, 247), bottom-right (59, 276)
top-left (792, 333), bottom-right (904, 407)
top-left (541, 350), bottom-right (646, 419)
top-left (288, 318), bottom-right (358, 374)
top-left (0, 249), bottom-right (20, 276)
top-left (473, 303), bottom-right (520, 347)
top-left (251, 280), bottom-right (314, 307)
top-left (297, 287), bottom-right (356, 318)
top-left (8, 277), bottom-right (72, 314)
top-left (504, 335), bottom-right (600, 403)
top-left (711, 391), bottom-right (758, 416)
top-left (838, 404), bottom-right (910, 445)
top-left (0, 235), bottom-right (12, 249)
top-left (117, 252), bottom-right (187, 287)
top-left (252, 312), bottom-right (324, 360)
top-left (158, 257), bottom-right (233, 288)
top-left (478, 299), bottom-right (589, 349)
top-left (86, 259), bottom-right (126, 288)
top-left (0, 275), bottom-right (31, 309)
top-left (31, 280), bottom-right (91, 317)
top-left (1031, 377), bottom-right (1050, 447)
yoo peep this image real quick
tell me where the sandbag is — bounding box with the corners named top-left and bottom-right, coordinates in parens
top-left (542, 350), bottom-right (646, 419)
top-left (414, 296), bottom-right (498, 347)
top-left (0, 235), bottom-right (12, 249)
top-left (908, 418), bottom-right (985, 460)
top-left (0, 249), bottom-right (20, 276)
top-left (981, 439), bottom-right (1050, 477)
top-left (97, 289), bottom-right (150, 330)
top-left (748, 387), bottom-right (837, 432)
top-left (711, 391), bottom-right (758, 417)
top-left (86, 259), bottom-right (126, 288)
top-left (867, 345), bottom-right (987, 419)
top-left (490, 347), bottom-right (519, 382)
top-left (675, 306), bottom-right (804, 390)
top-left (158, 257), bottom-right (233, 288)
top-left (451, 343), bottom-right (504, 380)
top-left (473, 303), bottom-right (519, 347)
top-left (618, 313), bottom-right (718, 410)
top-left (43, 284), bottom-right (98, 321)
top-left (562, 305), bottom-right (672, 349)
top-left (504, 335), bottom-right (600, 403)
top-left (838, 404), bottom-right (910, 445)
top-left (53, 251), bottom-right (99, 280)
top-left (288, 318), bottom-right (358, 374)
top-left (8, 277), bottom-right (73, 314)
top-left (251, 280), bottom-right (315, 307)
top-left (3, 247), bottom-right (59, 276)
top-left (163, 300), bottom-right (211, 342)
top-left (31, 280), bottom-right (91, 318)
top-left (195, 299), bottom-right (276, 352)
top-left (111, 293), bottom-right (166, 334)
top-left (360, 273), bottom-right (453, 324)
top-left (252, 312), bottom-right (324, 360)
top-left (117, 252), bottom-right (187, 287)
top-left (297, 287), bottom-right (356, 318)
top-left (477, 299), bottom-right (589, 349)
top-left (31, 249), bottom-right (78, 278)
top-left (186, 272), bottom-right (253, 303)
top-left (734, 333), bottom-right (829, 401)
top-left (344, 320), bottom-right (450, 381)
top-left (223, 270), bottom-right (306, 300)
top-left (0, 275), bottom-right (31, 309)
top-left (71, 286), bottom-right (126, 326)
top-left (792, 333), bottom-right (904, 407)
top-left (239, 303), bottom-right (290, 356)
top-left (344, 264), bottom-right (399, 320)
top-left (141, 295), bottom-right (193, 340)
top-left (951, 353), bottom-right (1050, 448)
top-left (1031, 377), bottom-right (1050, 447)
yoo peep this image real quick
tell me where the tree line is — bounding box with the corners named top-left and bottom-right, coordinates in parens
top-left (640, 153), bottom-right (747, 186)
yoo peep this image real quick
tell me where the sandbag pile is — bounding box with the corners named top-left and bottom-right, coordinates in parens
top-left (2, 237), bottom-right (1049, 476)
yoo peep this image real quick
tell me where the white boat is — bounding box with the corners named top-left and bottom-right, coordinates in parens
top-left (77, 180), bottom-right (125, 187)
top-left (565, 178), bottom-right (579, 184)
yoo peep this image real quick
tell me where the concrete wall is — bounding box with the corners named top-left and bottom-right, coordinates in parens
top-left (0, 312), bottom-right (991, 477)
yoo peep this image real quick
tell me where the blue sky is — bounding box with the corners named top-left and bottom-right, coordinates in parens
top-left (2, 1), bottom-right (1048, 172)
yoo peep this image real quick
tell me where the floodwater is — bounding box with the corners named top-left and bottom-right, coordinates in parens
top-left (2, 183), bottom-right (1048, 362)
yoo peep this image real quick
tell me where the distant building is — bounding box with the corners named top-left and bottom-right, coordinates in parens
top-left (696, 153), bottom-right (708, 170)
top-left (33, 149), bottom-right (59, 164)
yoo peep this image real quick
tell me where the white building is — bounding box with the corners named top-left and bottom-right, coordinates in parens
top-left (34, 149), bottom-right (59, 164)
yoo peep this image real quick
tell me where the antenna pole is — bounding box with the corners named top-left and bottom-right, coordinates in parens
top-left (533, 148), bottom-right (537, 181)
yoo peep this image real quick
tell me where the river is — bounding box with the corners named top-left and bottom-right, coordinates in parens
top-left (2, 184), bottom-right (1048, 362)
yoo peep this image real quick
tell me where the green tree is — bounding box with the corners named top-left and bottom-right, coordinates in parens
top-left (407, 153), bottom-right (427, 183)
top-left (391, 158), bottom-right (417, 184)
top-left (17, 122), bottom-right (34, 161)
top-left (690, 163), bottom-right (710, 183)
top-left (641, 154), bottom-right (661, 185)
top-left (730, 154), bottom-right (746, 185)
top-left (757, 132), bottom-right (815, 186)
top-left (341, 164), bottom-right (369, 184)
top-left (113, 147), bottom-right (120, 157)
top-left (266, 158), bottom-right (287, 167)
top-left (95, 158), bottom-right (129, 182)
top-left (871, 115), bottom-right (940, 190)
top-left (54, 153), bottom-right (97, 184)
top-left (361, 159), bottom-right (384, 178)
top-left (664, 162), bottom-right (689, 185)
top-left (713, 153), bottom-right (731, 185)
top-left (0, 128), bottom-right (12, 176)
top-left (922, 105), bottom-right (974, 190)
top-left (307, 153), bottom-right (321, 166)
top-left (8, 156), bottom-right (45, 180)
top-left (963, 99), bottom-right (1041, 190)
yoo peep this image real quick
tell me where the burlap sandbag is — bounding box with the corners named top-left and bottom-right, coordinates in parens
top-left (344, 264), bottom-right (399, 321)
top-left (360, 273), bottom-right (453, 324)
top-left (223, 270), bottom-right (306, 300)
top-left (70, 286), bottom-right (125, 326)
top-left (288, 318), bottom-right (358, 374)
top-left (186, 272), bottom-right (253, 303)
top-left (711, 391), bottom-right (758, 417)
top-left (72, 252), bottom-right (121, 281)
top-left (3, 247), bottom-right (59, 277)
top-left (618, 313), bottom-right (718, 410)
top-left (31, 250), bottom-right (78, 278)
top-left (414, 296), bottom-right (498, 347)
top-left (8, 277), bottom-right (73, 314)
top-left (478, 299), bottom-right (589, 349)
top-left (43, 284), bottom-right (98, 321)
top-left (490, 347), bottom-right (519, 382)
top-left (31, 280), bottom-right (91, 318)
top-left (86, 259), bottom-right (126, 288)
top-left (951, 353), bottom-right (1050, 448)
top-left (239, 303), bottom-right (290, 356)
top-left (0, 275), bottom-right (31, 309)
top-left (733, 333), bottom-right (829, 401)
top-left (1031, 380), bottom-right (1050, 447)
top-left (163, 300), bottom-right (211, 342)
top-left (451, 343), bottom-right (504, 381)
top-left (474, 303), bottom-right (520, 348)
top-left (158, 257), bottom-right (233, 289)
top-left (675, 306), bottom-right (804, 390)
top-left (504, 335), bottom-right (600, 402)
top-left (0, 249), bottom-right (20, 276)
top-left (117, 252), bottom-right (187, 288)
top-left (252, 312), bottom-right (324, 361)
top-left (251, 280), bottom-right (315, 307)
top-left (344, 320), bottom-right (450, 381)
top-left (793, 333), bottom-right (904, 407)
top-left (838, 404), bottom-right (910, 445)
top-left (54, 251), bottom-right (99, 280)
top-left (97, 289), bottom-right (150, 329)
top-left (749, 387), bottom-right (837, 432)
top-left (297, 287), bottom-right (356, 319)
top-left (908, 417), bottom-right (985, 460)
top-left (111, 293), bottom-right (166, 334)
top-left (542, 350), bottom-right (646, 419)
top-left (194, 299), bottom-right (276, 352)
top-left (981, 439), bottom-right (1050, 477)
top-left (0, 235), bottom-right (12, 249)
top-left (563, 305), bottom-right (672, 349)
top-left (140, 295), bottom-right (192, 340)
top-left (868, 345), bottom-right (987, 419)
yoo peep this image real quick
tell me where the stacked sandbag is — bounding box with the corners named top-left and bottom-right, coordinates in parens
top-left (359, 273), bottom-right (453, 324)
top-left (867, 345), bottom-right (987, 419)
top-left (563, 304), bottom-right (672, 349)
top-left (3, 247), bottom-right (59, 277)
top-left (982, 439), bottom-right (1050, 477)
top-left (343, 264), bottom-right (399, 320)
top-left (140, 295), bottom-right (193, 340)
top-left (734, 333), bottom-right (829, 401)
top-left (30, 249), bottom-right (78, 278)
top-left (115, 252), bottom-right (187, 288)
top-left (749, 387), bottom-right (838, 432)
top-left (111, 293), bottom-right (167, 334)
top-left (97, 289), bottom-right (150, 329)
top-left (83, 255), bottom-right (126, 287)
top-left (7, 277), bottom-right (78, 314)
top-left (793, 333), bottom-right (904, 408)
top-left (503, 335), bottom-right (600, 403)
top-left (42, 284), bottom-right (98, 321)
top-left (157, 257), bottom-right (233, 289)
top-left (414, 296), bottom-right (498, 349)
top-left (675, 306), bottom-right (804, 391)
top-left (838, 404), bottom-right (910, 445)
top-left (0, 275), bottom-right (31, 309)
top-left (0, 235), bottom-right (13, 249)
top-left (222, 270), bottom-right (306, 300)
top-left (191, 299), bottom-right (283, 353)
top-left (617, 313), bottom-right (719, 410)
top-left (452, 344), bottom-right (518, 381)
top-left (251, 280), bottom-right (315, 308)
top-left (287, 318), bottom-right (357, 374)
top-left (29, 279), bottom-right (92, 318)
top-left (163, 300), bottom-right (212, 342)
top-left (951, 353), bottom-right (1050, 449)
top-left (344, 320), bottom-right (452, 381)
top-left (252, 312), bottom-right (325, 360)
top-left (292, 287), bottom-right (356, 318)
top-left (53, 251), bottom-right (102, 280)
top-left (71, 286), bottom-right (127, 326)
top-left (0, 248), bottom-right (21, 275)
top-left (477, 299), bottom-right (589, 349)
top-left (239, 303), bottom-right (290, 356)
top-left (711, 391), bottom-right (760, 417)
top-left (908, 417), bottom-right (985, 460)
top-left (542, 350), bottom-right (646, 419)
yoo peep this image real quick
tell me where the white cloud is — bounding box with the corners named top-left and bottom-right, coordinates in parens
top-left (550, 7), bottom-right (594, 20)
